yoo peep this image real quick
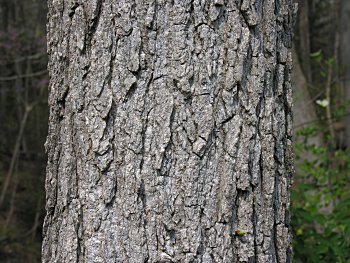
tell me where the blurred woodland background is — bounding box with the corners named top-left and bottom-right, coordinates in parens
top-left (0, 0), bottom-right (350, 262)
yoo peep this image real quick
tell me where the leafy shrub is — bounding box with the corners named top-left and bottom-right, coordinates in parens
top-left (292, 127), bottom-right (350, 263)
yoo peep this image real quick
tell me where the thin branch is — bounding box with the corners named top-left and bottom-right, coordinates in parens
top-left (0, 52), bottom-right (46, 63)
top-left (0, 69), bottom-right (47, 81)
top-left (293, 111), bottom-right (350, 130)
top-left (0, 103), bottom-right (36, 207)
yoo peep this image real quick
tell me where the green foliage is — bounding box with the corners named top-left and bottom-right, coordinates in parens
top-left (292, 127), bottom-right (350, 263)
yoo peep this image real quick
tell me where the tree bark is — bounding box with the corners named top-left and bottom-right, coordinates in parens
top-left (43, 1), bottom-right (296, 262)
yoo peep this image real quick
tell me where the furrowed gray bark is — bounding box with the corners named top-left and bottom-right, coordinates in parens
top-left (43, 1), bottom-right (296, 262)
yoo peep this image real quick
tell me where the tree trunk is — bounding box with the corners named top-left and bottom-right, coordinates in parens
top-left (292, 47), bottom-right (322, 146)
top-left (43, 1), bottom-right (296, 262)
top-left (340, 0), bottom-right (350, 147)
top-left (294, 0), bottom-right (312, 83)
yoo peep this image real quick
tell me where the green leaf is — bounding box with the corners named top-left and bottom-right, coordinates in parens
top-left (310, 50), bottom-right (322, 58)
top-left (316, 99), bottom-right (329, 108)
top-left (326, 57), bottom-right (334, 65)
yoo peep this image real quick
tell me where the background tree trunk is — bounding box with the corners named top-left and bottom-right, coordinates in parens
top-left (292, 47), bottom-right (322, 147)
top-left (43, 1), bottom-right (296, 262)
top-left (340, 1), bottom-right (350, 147)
